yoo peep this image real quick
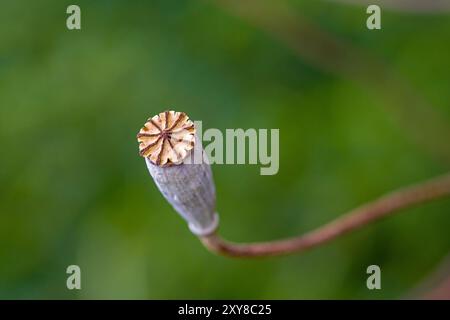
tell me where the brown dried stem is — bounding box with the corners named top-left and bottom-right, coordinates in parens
top-left (200, 173), bottom-right (450, 258)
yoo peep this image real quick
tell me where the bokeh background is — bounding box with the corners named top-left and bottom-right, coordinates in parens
top-left (1, 0), bottom-right (450, 299)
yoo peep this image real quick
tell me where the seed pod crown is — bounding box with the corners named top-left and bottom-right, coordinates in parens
top-left (137, 111), bottom-right (195, 166)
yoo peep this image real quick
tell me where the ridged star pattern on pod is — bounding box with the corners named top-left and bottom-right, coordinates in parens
top-left (137, 111), bottom-right (196, 166)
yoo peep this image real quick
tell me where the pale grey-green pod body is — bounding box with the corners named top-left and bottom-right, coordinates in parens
top-left (145, 135), bottom-right (219, 236)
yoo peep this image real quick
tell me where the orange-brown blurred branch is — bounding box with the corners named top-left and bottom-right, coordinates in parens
top-left (422, 275), bottom-right (450, 300)
top-left (211, 0), bottom-right (450, 163)
top-left (409, 254), bottom-right (450, 299)
top-left (200, 172), bottom-right (450, 258)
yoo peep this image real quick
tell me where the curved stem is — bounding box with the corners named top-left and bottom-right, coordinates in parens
top-left (200, 173), bottom-right (450, 258)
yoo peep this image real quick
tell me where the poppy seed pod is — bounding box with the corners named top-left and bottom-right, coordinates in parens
top-left (137, 111), bottom-right (219, 236)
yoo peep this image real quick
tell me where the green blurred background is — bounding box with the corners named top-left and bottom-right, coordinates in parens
top-left (1, 0), bottom-right (449, 299)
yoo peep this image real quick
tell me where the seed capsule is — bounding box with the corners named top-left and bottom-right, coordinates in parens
top-left (137, 110), bottom-right (219, 236)
top-left (137, 111), bottom-right (195, 167)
